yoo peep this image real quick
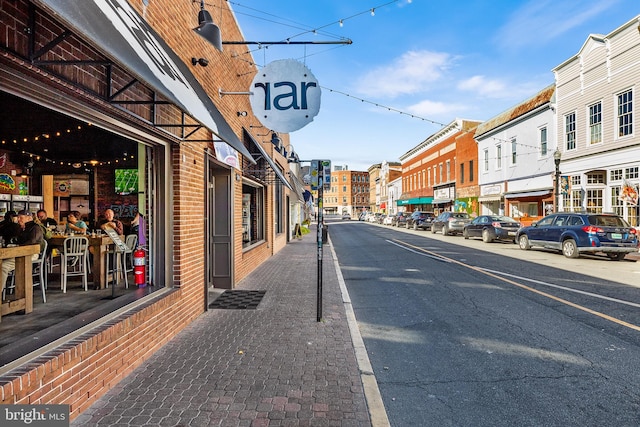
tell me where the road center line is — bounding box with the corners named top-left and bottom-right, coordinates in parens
top-left (390, 238), bottom-right (640, 332)
top-left (481, 268), bottom-right (640, 309)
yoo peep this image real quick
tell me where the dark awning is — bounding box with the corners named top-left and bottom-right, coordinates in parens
top-left (288, 174), bottom-right (306, 202)
top-left (34, 0), bottom-right (254, 162)
top-left (244, 130), bottom-right (292, 190)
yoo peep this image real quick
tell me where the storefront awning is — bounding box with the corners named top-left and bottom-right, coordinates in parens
top-left (479, 195), bottom-right (503, 202)
top-left (287, 174), bottom-right (306, 202)
top-left (397, 196), bottom-right (433, 206)
top-left (244, 131), bottom-right (292, 190)
top-left (34, 0), bottom-right (254, 163)
top-left (504, 190), bottom-right (551, 199)
top-left (380, 202), bottom-right (386, 209)
top-left (433, 199), bottom-right (452, 204)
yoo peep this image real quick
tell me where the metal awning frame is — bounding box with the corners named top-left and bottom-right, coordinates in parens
top-left (242, 130), bottom-right (292, 190)
top-left (23, 1), bottom-right (254, 161)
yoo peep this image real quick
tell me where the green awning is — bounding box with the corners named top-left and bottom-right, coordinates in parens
top-left (397, 196), bottom-right (433, 206)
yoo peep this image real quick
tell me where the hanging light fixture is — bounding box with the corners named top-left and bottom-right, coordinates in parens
top-left (193, 0), bottom-right (223, 51)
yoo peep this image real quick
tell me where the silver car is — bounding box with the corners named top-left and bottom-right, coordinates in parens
top-left (431, 212), bottom-right (471, 235)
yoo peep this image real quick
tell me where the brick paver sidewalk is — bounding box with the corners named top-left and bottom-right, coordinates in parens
top-left (73, 227), bottom-right (374, 426)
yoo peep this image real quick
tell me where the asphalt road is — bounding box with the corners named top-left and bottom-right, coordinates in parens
top-left (327, 218), bottom-right (640, 427)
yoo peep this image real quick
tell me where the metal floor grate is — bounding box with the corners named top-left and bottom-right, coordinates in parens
top-left (209, 290), bottom-right (266, 310)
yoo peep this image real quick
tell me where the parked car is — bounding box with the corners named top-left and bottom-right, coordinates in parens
top-left (341, 212), bottom-right (351, 220)
top-left (382, 215), bottom-right (394, 225)
top-left (406, 211), bottom-right (435, 230)
top-left (358, 212), bottom-right (367, 221)
top-left (463, 215), bottom-right (521, 243)
top-left (393, 212), bottom-right (408, 227)
top-left (367, 213), bottom-right (382, 223)
top-left (516, 212), bottom-right (638, 260)
top-left (431, 212), bottom-right (471, 235)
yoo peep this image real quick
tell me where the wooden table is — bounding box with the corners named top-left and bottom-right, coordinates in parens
top-left (48, 235), bottom-right (119, 290)
top-left (0, 244), bottom-right (40, 323)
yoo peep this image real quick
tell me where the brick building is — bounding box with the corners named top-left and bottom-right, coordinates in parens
top-left (0, 0), bottom-right (301, 419)
top-left (398, 119), bottom-right (482, 215)
top-left (324, 166), bottom-right (369, 216)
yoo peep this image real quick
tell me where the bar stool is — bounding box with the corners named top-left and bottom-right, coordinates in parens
top-left (105, 236), bottom-right (136, 289)
top-left (61, 236), bottom-right (89, 293)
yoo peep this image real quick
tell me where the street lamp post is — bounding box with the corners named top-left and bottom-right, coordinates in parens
top-left (554, 149), bottom-right (562, 212)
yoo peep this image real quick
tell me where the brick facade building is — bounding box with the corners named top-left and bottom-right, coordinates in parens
top-left (0, 0), bottom-right (300, 419)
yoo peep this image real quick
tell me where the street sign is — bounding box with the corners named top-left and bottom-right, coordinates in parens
top-left (310, 160), bottom-right (331, 190)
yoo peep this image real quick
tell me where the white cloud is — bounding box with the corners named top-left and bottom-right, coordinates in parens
top-left (457, 75), bottom-right (509, 98)
top-left (406, 99), bottom-right (466, 117)
top-left (354, 50), bottom-right (455, 98)
top-left (496, 0), bottom-right (618, 49)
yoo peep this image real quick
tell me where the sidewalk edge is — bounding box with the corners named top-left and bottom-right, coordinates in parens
top-left (328, 237), bottom-right (391, 427)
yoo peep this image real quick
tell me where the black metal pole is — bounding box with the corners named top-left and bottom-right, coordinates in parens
top-left (317, 170), bottom-right (323, 322)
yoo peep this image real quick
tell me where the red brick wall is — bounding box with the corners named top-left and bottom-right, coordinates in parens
top-left (0, 0), bottom-right (288, 421)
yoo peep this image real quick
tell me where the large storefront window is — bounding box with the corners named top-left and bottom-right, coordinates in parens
top-left (0, 91), bottom-right (164, 361)
top-left (242, 182), bottom-right (265, 248)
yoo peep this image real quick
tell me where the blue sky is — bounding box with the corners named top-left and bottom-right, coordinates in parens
top-left (229, 0), bottom-right (639, 172)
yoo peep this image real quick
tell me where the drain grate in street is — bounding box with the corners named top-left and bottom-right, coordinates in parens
top-left (209, 290), bottom-right (266, 310)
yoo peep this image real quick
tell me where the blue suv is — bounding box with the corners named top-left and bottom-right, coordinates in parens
top-left (516, 213), bottom-right (638, 260)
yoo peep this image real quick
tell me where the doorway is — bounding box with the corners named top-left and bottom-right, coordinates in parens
top-left (205, 155), bottom-right (234, 306)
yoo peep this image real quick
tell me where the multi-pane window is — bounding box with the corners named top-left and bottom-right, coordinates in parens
top-left (496, 145), bottom-right (502, 169)
top-left (587, 172), bottom-right (605, 184)
top-left (511, 138), bottom-right (517, 164)
top-left (617, 89), bottom-right (633, 137)
top-left (611, 187), bottom-right (623, 217)
top-left (570, 189), bottom-right (583, 212)
top-left (589, 102), bottom-right (602, 144)
top-left (539, 127), bottom-right (547, 156)
top-left (483, 149), bottom-right (489, 172)
top-left (446, 160), bottom-right (451, 182)
top-left (626, 166), bottom-right (639, 179)
top-left (610, 169), bottom-right (623, 181)
top-left (569, 176), bottom-right (582, 212)
top-left (586, 189), bottom-right (603, 213)
top-left (565, 112), bottom-right (576, 150)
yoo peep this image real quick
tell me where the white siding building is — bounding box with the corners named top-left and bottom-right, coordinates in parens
top-left (553, 15), bottom-right (640, 226)
top-left (475, 84), bottom-right (557, 224)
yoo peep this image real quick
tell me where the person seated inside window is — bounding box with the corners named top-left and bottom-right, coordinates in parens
top-left (65, 211), bottom-right (87, 235)
top-left (0, 210), bottom-right (44, 300)
top-left (36, 209), bottom-right (57, 229)
top-left (99, 208), bottom-right (124, 235)
top-left (0, 210), bottom-right (20, 246)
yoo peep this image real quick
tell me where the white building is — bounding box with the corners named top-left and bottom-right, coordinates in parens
top-left (475, 84), bottom-right (557, 223)
top-left (553, 15), bottom-right (640, 226)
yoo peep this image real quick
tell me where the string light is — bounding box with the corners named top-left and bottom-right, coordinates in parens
top-left (0, 123), bottom-right (136, 167)
top-left (321, 85), bottom-right (546, 152)
top-left (226, 0), bottom-right (407, 57)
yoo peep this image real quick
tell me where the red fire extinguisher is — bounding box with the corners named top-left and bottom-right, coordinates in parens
top-left (133, 247), bottom-right (146, 287)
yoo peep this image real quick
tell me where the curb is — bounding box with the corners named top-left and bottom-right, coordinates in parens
top-left (328, 236), bottom-right (391, 427)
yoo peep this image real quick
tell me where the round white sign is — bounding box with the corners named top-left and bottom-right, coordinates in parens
top-left (250, 59), bottom-right (321, 133)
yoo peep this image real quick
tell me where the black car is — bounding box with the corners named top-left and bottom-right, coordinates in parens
top-left (516, 212), bottom-right (638, 260)
top-left (393, 212), bottom-right (408, 227)
top-left (406, 211), bottom-right (435, 230)
top-left (430, 212), bottom-right (471, 235)
top-left (463, 215), bottom-right (521, 243)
